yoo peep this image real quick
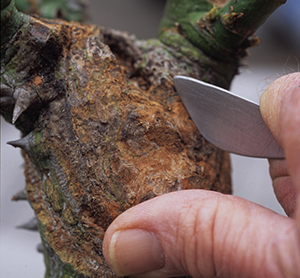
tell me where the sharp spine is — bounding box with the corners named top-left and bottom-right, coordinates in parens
top-left (7, 131), bottom-right (36, 151)
top-left (11, 188), bottom-right (28, 201)
top-left (12, 88), bottom-right (37, 124)
top-left (16, 217), bottom-right (39, 231)
top-left (12, 105), bottom-right (26, 124)
top-left (7, 137), bottom-right (30, 151)
top-left (37, 243), bottom-right (44, 253)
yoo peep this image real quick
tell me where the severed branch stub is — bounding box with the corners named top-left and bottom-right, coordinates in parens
top-left (1, 0), bottom-right (285, 277)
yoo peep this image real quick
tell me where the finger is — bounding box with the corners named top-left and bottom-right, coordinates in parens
top-left (279, 74), bottom-right (300, 189)
top-left (260, 72), bottom-right (300, 186)
top-left (269, 159), bottom-right (297, 217)
top-left (280, 75), bottom-right (300, 235)
top-left (260, 72), bottom-right (300, 218)
top-left (103, 190), bottom-right (300, 277)
top-left (259, 72), bottom-right (300, 147)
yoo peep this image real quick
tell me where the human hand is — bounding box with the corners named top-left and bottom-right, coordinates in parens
top-left (260, 73), bottom-right (300, 218)
top-left (103, 72), bottom-right (300, 277)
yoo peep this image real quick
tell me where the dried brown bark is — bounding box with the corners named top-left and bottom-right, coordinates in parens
top-left (2, 15), bottom-right (230, 277)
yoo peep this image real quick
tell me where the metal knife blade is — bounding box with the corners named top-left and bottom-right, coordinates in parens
top-left (174, 76), bottom-right (284, 159)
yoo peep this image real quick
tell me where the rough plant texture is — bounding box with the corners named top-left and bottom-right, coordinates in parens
top-left (0, 0), bottom-right (285, 277)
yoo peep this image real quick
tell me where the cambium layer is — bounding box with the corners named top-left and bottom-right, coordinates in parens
top-left (0, 0), bottom-right (285, 277)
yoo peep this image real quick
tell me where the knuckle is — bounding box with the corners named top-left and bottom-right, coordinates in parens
top-left (175, 196), bottom-right (220, 277)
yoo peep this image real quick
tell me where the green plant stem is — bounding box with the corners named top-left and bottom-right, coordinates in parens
top-left (159, 0), bottom-right (286, 60)
top-left (1, 0), bottom-right (29, 58)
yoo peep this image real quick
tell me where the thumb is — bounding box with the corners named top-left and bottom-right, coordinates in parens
top-left (260, 72), bottom-right (300, 159)
top-left (260, 72), bottom-right (300, 217)
top-left (103, 190), bottom-right (300, 277)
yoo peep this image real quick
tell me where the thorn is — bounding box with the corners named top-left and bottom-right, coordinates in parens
top-left (205, 5), bottom-right (219, 23)
top-left (12, 188), bottom-right (28, 201)
top-left (12, 88), bottom-right (38, 124)
top-left (221, 6), bottom-right (243, 28)
top-left (16, 217), bottom-right (39, 231)
top-left (6, 133), bottom-right (35, 151)
top-left (12, 106), bottom-right (25, 124)
top-left (7, 132), bottom-right (36, 151)
top-left (7, 137), bottom-right (30, 151)
top-left (37, 243), bottom-right (44, 253)
top-left (245, 35), bottom-right (261, 48)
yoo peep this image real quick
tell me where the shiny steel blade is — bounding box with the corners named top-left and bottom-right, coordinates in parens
top-left (174, 76), bottom-right (284, 158)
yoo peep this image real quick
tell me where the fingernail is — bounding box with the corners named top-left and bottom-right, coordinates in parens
top-left (108, 229), bottom-right (165, 276)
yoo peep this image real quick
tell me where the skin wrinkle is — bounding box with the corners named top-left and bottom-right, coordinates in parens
top-left (157, 203), bottom-right (188, 278)
top-left (270, 222), bottom-right (300, 277)
top-left (194, 203), bottom-right (208, 278)
top-left (257, 212), bottom-right (287, 278)
top-left (194, 204), bottom-right (209, 278)
top-left (214, 200), bottom-right (276, 278)
top-left (210, 198), bottom-right (219, 278)
top-left (273, 177), bottom-right (291, 200)
top-left (182, 205), bottom-right (197, 276)
top-left (192, 207), bottom-right (199, 277)
top-left (253, 205), bottom-right (287, 277)
top-left (272, 176), bottom-right (296, 217)
top-left (177, 202), bottom-right (199, 276)
top-left (207, 196), bottom-right (243, 277)
top-left (154, 207), bottom-right (178, 272)
top-left (259, 226), bottom-right (276, 278)
top-left (162, 210), bottom-right (184, 276)
top-left (254, 211), bottom-right (298, 277)
top-left (229, 205), bottom-right (251, 277)
top-left (195, 197), bottom-right (220, 278)
top-left (268, 159), bottom-right (290, 180)
top-left (174, 204), bottom-right (186, 274)
top-left (213, 198), bottom-right (236, 277)
top-left (173, 196), bottom-right (219, 277)
top-left (232, 210), bottom-right (261, 278)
